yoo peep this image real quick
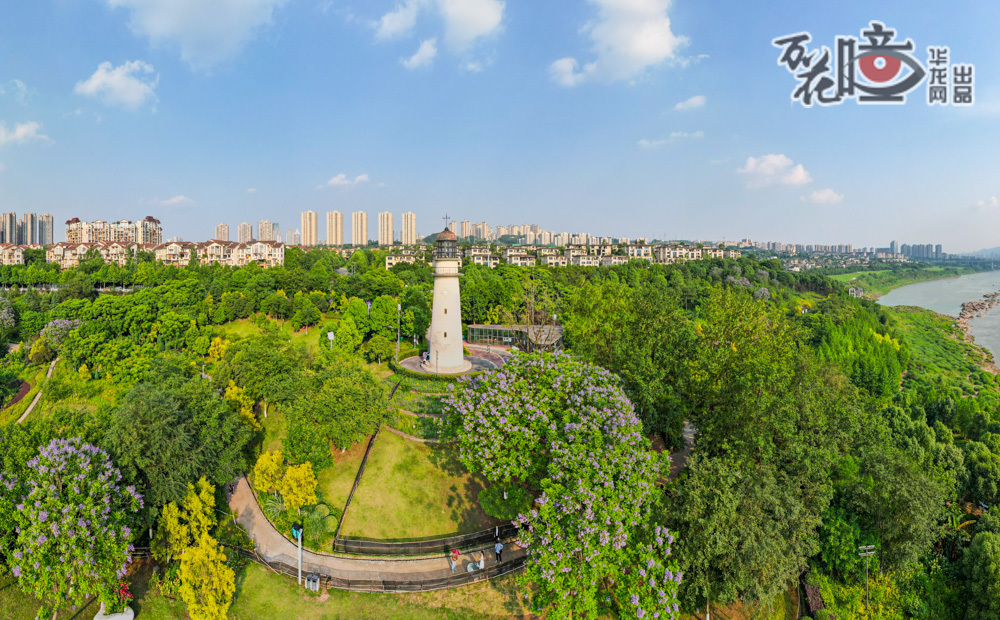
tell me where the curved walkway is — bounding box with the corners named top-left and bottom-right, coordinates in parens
top-left (228, 477), bottom-right (525, 586)
top-left (17, 358), bottom-right (59, 424)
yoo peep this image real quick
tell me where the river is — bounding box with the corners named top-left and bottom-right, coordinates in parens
top-left (877, 270), bottom-right (1000, 361)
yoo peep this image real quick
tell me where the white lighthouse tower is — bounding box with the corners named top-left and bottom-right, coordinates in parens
top-left (422, 226), bottom-right (472, 374)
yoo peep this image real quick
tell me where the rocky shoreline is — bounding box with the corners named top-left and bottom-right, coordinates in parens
top-left (957, 292), bottom-right (1000, 374)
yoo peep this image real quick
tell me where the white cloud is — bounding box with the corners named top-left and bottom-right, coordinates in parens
top-left (673, 94), bottom-right (705, 110)
top-left (74, 61), bottom-right (158, 109)
top-left (325, 173), bottom-right (371, 187)
top-left (977, 196), bottom-right (1000, 208)
top-left (0, 79), bottom-right (34, 104)
top-left (374, 0), bottom-right (504, 55)
top-left (0, 121), bottom-right (51, 146)
top-left (437, 0), bottom-right (504, 50)
top-left (637, 130), bottom-right (703, 149)
top-left (550, 0), bottom-right (688, 87)
top-left (637, 138), bottom-right (667, 149)
top-left (803, 188), bottom-right (844, 204)
top-left (247, 187), bottom-right (257, 194)
top-left (160, 195), bottom-right (194, 207)
top-left (738, 154), bottom-right (812, 188)
top-left (376, 0), bottom-right (421, 40)
top-left (402, 38), bottom-right (438, 69)
top-left (107, 0), bottom-right (289, 70)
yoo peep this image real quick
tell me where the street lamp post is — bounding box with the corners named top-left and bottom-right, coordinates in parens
top-left (293, 522), bottom-right (304, 585)
top-left (396, 303), bottom-right (401, 362)
top-left (858, 545), bottom-right (875, 611)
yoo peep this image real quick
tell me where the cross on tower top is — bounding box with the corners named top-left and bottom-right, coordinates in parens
top-left (442, 213), bottom-right (451, 230)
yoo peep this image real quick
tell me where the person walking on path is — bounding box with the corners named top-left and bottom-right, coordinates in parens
top-left (478, 551), bottom-right (485, 570)
top-left (450, 549), bottom-right (460, 573)
top-left (494, 539), bottom-right (503, 564)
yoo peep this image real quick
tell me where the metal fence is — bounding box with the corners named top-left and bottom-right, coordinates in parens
top-left (333, 523), bottom-right (519, 555)
top-left (230, 545), bottom-right (526, 593)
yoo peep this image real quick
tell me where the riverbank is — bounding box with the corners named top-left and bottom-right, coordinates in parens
top-left (889, 306), bottom-right (1000, 401)
top-left (956, 292), bottom-right (1000, 374)
top-left (865, 273), bottom-right (963, 300)
top-left (832, 267), bottom-right (980, 299)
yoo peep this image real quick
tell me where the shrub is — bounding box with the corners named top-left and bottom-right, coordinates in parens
top-left (261, 494), bottom-right (285, 520)
top-left (478, 485), bottom-right (533, 520)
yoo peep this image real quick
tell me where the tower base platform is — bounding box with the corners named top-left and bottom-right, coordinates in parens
top-left (399, 355), bottom-right (497, 376)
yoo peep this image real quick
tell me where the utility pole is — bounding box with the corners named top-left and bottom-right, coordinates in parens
top-left (293, 522), bottom-right (304, 585)
top-left (396, 303), bottom-right (401, 361)
top-left (858, 545), bottom-right (875, 611)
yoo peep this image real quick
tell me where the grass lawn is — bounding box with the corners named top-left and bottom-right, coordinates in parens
top-left (261, 406), bottom-right (289, 454)
top-left (0, 366), bottom-right (47, 425)
top-left (2, 559), bottom-right (536, 620)
top-left (388, 411), bottom-right (447, 440)
top-left (393, 390), bottom-right (447, 415)
top-left (382, 375), bottom-right (454, 395)
top-left (315, 440), bottom-right (369, 519)
top-left (230, 562), bottom-right (515, 619)
top-left (340, 432), bottom-right (498, 540)
top-left (829, 269), bottom-right (887, 282)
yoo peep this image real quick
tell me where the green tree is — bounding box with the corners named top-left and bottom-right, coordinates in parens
top-left (179, 532), bottom-right (236, 620)
top-left (563, 280), bottom-right (695, 441)
top-left (278, 463), bottom-right (318, 515)
top-left (153, 478), bottom-right (216, 564)
top-left (364, 333), bottom-right (394, 363)
top-left (253, 450), bottom-right (285, 496)
top-left (104, 366), bottom-right (253, 519)
top-left (285, 353), bottom-right (388, 466)
top-left (368, 295), bottom-right (399, 340)
top-left (333, 316), bottom-right (363, 353)
top-left (966, 532), bottom-right (1000, 620)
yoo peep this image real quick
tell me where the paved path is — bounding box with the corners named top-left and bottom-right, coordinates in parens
top-left (17, 358), bottom-right (59, 424)
top-left (228, 477), bottom-right (524, 584)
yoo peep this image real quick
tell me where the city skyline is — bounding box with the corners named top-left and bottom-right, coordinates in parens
top-left (3, 3), bottom-right (998, 252)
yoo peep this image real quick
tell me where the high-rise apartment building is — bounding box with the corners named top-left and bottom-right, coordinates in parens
top-left (285, 229), bottom-right (301, 245)
top-left (326, 211), bottom-right (343, 246)
top-left (237, 222), bottom-right (253, 243)
top-left (1, 213), bottom-right (15, 244)
top-left (258, 220), bottom-right (275, 242)
top-left (20, 213), bottom-right (37, 245)
top-left (38, 214), bottom-right (54, 245)
top-left (352, 211), bottom-right (368, 247)
top-left (401, 212), bottom-right (417, 245)
top-left (301, 211), bottom-right (318, 246)
top-left (378, 212), bottom-right (393, 246)
top-left (459, 220), bottom-right (471, 239)
top-left (447, 221), bottom-right (457, 234)
top-left (215, 223), bottom-right (230, 241)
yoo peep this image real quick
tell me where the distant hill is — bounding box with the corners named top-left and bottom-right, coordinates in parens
top-left (965, 246), bottom-right (1000, 257)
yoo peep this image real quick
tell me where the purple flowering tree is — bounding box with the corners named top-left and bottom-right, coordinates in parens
top-left (445, 352), bottom-right (633, 492)
top-left (448, 352), bottom-right (682, 618)
top-left (0, 471), bottom-right (21, 575)
top-left (9, 437), bottom-right (142, 614)
top-left (39, 319), bottom-right (83, 349)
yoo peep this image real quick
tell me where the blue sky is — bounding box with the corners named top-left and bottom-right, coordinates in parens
top-left (1, 0), bottom-right (998, 251)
